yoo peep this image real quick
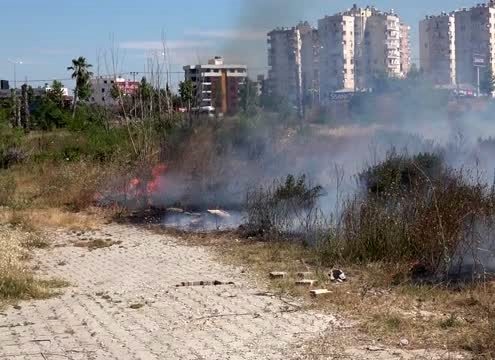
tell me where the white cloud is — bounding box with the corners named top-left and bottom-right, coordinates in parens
top-left (120, 40), bottom-right (211, 50)
top-left (185, 29), bottom-right (266, 41)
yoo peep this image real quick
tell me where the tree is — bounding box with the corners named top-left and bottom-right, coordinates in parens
top-left (178, 80), bottom-right (194, 109)
top-left (46, 80), bottom-right (65, 108)
top-left (239, 78), bottom-right (260, 115)
top-left (480, 68), bottom-right (495, 95)
top-left (67, 57), bottom-right (93, 118)
top-left (179, 80), bottom-right (195, 126)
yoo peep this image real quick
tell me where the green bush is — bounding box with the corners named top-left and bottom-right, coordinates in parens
top-left (246, 174), bottom-right (325, 240)
top-left (359, 151), bottom-right (444, 195)
top-left (0, 122), bottom-right (25, 169)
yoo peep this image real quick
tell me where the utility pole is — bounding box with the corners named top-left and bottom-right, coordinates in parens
top-left (130, 71), bottom-right (139, 118)
top-left (20, 83), bottom-right (30, 132)
top-left (8, 59), bottom-right (22, 127)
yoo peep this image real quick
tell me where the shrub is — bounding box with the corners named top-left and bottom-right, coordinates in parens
top-left (359, 151), bottom-right (444, 195)
top-left (0, 122), bottom-right (25, 169)
top-left (245, 174), bottom-right (325, 243)
top-left (328, 153), bottom-right (495, 279)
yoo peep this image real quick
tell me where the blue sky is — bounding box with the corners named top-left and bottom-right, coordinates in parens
top-left (0, 0), bottom-right (480, 90)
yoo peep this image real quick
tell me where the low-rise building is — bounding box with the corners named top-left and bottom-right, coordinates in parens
top-left (89, 77), bottom-right (139, 106)
top-left (183, 56), bottom-right (247, 115)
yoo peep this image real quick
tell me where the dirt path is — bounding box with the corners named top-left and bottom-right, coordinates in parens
top-left (1, 224), bottom-right (341, 360)
top-left (0, 224), bottom-right (468, 360)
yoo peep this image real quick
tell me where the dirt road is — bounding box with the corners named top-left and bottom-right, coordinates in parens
top-left (0, 224), bottom-right (468, 359)
top-left (1, 224), bottom-right (341, 360)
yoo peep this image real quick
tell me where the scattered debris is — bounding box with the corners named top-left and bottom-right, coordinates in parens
top-left (366, 345), bottom-right (385, 352)
top-left (175, 280), bottom-right (235, 287)
top-left (129, 303), bottom-right (144, 310)
top-left (400, 338), bottom-right (410, 347)
top-left (330, 269), bottom-right (347, 283)
top-left (295, 279), bottom-right (318, 287)
top-left (207, 209), bottom-right (231, 219)
top-left (310, 289), bottom-right (331, 297)
top-left (218, 292), bottom-right (237, 298)
top-left (269, 271), bottom-right (287, 279)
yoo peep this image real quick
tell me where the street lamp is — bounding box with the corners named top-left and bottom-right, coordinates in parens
top-left (7, 59), bottom-right (23, 90)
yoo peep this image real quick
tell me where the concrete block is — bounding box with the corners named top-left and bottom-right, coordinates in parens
top-left (269, 272), bottom-right (287, 279)
top-left (310, 289), bottom-right (331, 297)
top-left (295, 279), bottom-right (318, 287)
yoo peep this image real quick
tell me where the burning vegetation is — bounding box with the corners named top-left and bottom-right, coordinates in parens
top-left (3, 70), bottom-right (495, 356)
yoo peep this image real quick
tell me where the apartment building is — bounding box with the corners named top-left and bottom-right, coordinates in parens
top-left (344, 5), bottom-right (374, 89)
top-left (267, 26), bottom-right (303, 108)
top-left (366, 12), bottom-right (403, 78)
top-left (90, 77), bottom-right (139, 106)
top-left (318, 14), bottom-right (356, 102)
top-left (300, 23), bottom-right (320, 106)
top-left (455, 2), bottom-right (495, 88)
top-left (183, 56), bottom-right (247, 115)
top-left (400, 24), bottom-right (412, 75)
top-left (419, 13), bottom-right (456, 86)
top-left (318, 5), bottom-right (409, 101)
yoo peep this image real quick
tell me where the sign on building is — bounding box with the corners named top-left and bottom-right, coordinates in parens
top-left (473, 54), bottom-right (487, 67)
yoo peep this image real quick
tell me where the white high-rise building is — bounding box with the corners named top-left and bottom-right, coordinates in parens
top-left (455, 2), bottom-right (495, 89)
top-left (318, 6), bottom-right (409, 101)
top-left (318, 14), bottom-right (356, 101)
top-left (300, 24), bottom-right (320, 106)
top-left (366, 11), bottom-right (402, 79)
top-left (344, 5), bottom-right (375, 89)
top-left (267, 5), bottom-right (411, 106)
top-left (420, 13), bottom-right (456, 86)
top-left (400, 24), bottom-right (412, 76)
top-left (267, 26), bottom-right (303, 108)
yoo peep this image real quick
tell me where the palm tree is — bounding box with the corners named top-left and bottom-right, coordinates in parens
top-left (67, 57), bottom-right (93, 117)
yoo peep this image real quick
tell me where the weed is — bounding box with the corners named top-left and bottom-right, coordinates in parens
top-left (439, 314), bottom-right (460, 329)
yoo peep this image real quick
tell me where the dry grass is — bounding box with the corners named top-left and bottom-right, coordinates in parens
top-left (0, 207), bottom-right (107, 231)
top-left (3, 159), bottom-right (128, 210)
top-left (168, 229), bottom-right (493, 358)
top-left (0, 226), bottom-right (68, 308)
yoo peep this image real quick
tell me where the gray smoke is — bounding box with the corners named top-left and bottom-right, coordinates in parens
top-left (221, 0), bottom-right (321, 73)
